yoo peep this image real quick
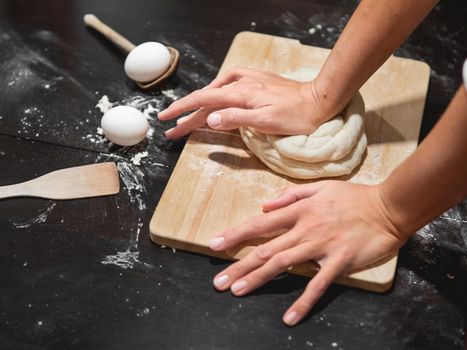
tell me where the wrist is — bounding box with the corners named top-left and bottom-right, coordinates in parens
top-left (307, 74), bottom-right (352, 125)
top-left (377, 182), bottom-right (416, 241)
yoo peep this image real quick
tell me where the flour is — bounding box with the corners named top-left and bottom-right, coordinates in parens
top-left (13, 203), bottom-right (56, 229)
top-left (83, 127), bottom-right (108, 144)
top-left (142, 103), bottom-right (158, 120)
top-left (131, 151), bottom-right (149, 166)
top-left (96, 95), bottom-right (113, 113)
top-left (161, 88), bottom-right (180, 100)
top-left (146, 127), bottom-right (155, 138)
top-left (116, 162), bottom-right (146, 210)
top-left (101, 250), bottom-right (141, 269)
top-left (17, 107), bottom-right (46, 137)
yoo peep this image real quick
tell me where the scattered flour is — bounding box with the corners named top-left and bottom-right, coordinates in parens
top-left (308, 27), bottom-right (316, 34)
top-left (13, 203), bottom-right (56, 229)
top-left (96, 95), bottom-right (113, 113)
top-left (131, 151), bottom-right (149, 166)
top-left (142, 104), bottom-right (158, 120)
top-left (161, 89), bottom-right (180, 100)
top-left (101, 250), bottom-right (141, 269)
top-left (146, 127), bottom-right (155, 138)
top-left (83, 127), bottom-right (108, 144)
top-left (116, 162), bottom-right (146, 211)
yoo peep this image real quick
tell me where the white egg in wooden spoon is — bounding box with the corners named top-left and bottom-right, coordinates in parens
top-left (84, 14), bottom-right (179, 88)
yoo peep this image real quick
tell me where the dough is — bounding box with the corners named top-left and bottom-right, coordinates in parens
top-left (239, 67), bottom-right (367, 179)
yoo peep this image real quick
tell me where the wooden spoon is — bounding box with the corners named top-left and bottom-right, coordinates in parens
top-left (83, 14), bottom-right (179, 89)
top-left (0, 163), bottom-right (120, 200)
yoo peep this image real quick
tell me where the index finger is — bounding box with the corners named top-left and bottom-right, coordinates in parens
top-left (158, 87), bottom-right (250, 121)
top-left (206, 67), bottom-right (271, 89)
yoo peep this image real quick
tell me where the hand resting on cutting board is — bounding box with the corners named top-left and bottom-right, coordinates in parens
top-left (158, 0), bottom-right (467, 326)
top-left (209, 181), bottom-right (405, 326)
top-left (158, 67), bottom-right (339, 139)
top-left (210, 83), bottom-right (467, 326)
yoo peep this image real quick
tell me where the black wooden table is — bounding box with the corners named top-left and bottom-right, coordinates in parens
top-left (1, 1), bottom-right (466, 349)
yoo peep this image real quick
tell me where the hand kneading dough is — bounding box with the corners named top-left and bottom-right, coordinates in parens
top-left (239, 67), bottom-right (367, 179)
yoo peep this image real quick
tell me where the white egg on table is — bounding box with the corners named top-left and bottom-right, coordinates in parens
top-left (124, 42), bottom-right (171, 83)
top-left (101, 106), bottom-right (149, 146)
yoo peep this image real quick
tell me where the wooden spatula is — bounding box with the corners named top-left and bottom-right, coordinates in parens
top-left (0, 162), bottom-right (120, 200)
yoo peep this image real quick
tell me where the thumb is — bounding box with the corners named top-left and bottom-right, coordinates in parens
top-left (207, 108), bottom-right (263, 130)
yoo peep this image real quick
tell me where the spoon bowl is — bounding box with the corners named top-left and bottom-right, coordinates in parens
top-left (136, 46), bottom-right (180, 89)
top-left (84, 14), bottom-right (179, 89)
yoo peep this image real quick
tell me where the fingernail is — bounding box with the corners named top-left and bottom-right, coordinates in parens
top-left (207, 112), bottom-right (222, 127)
top-left (209, 236), bottom-right (224, 250)
top-left (284, 311), bottom-right (298, 325)
top-left (231, 280), bottom-right (247, 294)
top-left (213, 274), bottom-right (229, 288)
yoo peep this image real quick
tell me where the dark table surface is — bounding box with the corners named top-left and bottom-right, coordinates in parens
top-left (0, 1), bottom-right (466, 349)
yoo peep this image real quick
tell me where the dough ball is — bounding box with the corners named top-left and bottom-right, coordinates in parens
top-left (101, 106), bottom-right (149, 146)
top-left (240, 67), bottom-right (367, 179)
top-left (124, 42), bottom-right (171, 83)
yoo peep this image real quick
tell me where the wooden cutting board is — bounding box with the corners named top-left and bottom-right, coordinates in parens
top-left (149, 32), bottom-right (430, 292)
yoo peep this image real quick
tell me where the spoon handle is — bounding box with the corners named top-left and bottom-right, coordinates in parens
top-left (84, 14), bottom-right (136, 53)
top-left (0, 183), bottom-right (29, 199)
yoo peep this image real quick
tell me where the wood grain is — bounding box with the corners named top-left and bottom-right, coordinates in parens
top-left (150, 32), bottom-right (430, 292)
top-left (0, 162), bottom-right (120, 200)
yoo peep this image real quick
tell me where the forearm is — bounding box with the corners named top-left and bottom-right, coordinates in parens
top-left (380, 86), bottom-right (467, 237)
top-left (314, 0), bottom-right (438, 118)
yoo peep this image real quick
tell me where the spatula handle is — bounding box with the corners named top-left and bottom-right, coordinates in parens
top-left (0, 183), bottom-right (30, 199)
top-left (84, 14), bottom-right (136, 53)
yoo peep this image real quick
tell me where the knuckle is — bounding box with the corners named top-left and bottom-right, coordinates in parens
top-left (227, 108), bottom-right (240, 122)
top-left (250, 215), bottom-right (266, 232)
top-left (255, 244), bottom-right (272, 261)
top-left (229, 262), bottom-right (246, 276)
top-left (260, 115), bottom-right (279, 129)
top-left (223, 227), bottom-right (240, 244)
top-left (190, 90), bottom-right (201, 99)
top-left (226, 66), bottom-right (242, 78)
top-left (271, 253), bottom-right (292, 270)
top-left (295, 296), bottom-right (313, 312)
top-left (337, 247), bottom-right (354, 264)
top-left (225, 91), bottom-right (241, 102)
top-left (238, 77), bottom-right (252, 84)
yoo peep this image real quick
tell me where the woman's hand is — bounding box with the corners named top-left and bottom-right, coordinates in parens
top-left (208, 180), bottom-right (407, 326)
top-left (158, 68), bottom-right (338, 139)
